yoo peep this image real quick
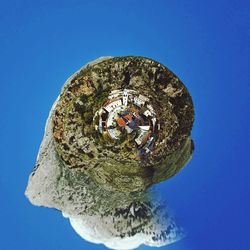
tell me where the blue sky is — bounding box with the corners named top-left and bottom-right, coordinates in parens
top-left (0, 0), bottom-right (249, 250)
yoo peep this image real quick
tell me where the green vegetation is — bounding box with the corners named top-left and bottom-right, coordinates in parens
top-left (52, 56), bottom-right (194, 193)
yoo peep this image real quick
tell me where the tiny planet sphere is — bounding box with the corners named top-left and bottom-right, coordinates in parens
top-left (25, 56), bottom-right (194, 249)
top-left (52, 56), bottom-right (194, 192)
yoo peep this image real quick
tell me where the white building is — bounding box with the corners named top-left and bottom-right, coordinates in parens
top-left (146, 104), bottom-right (155, 115)
top-left (135, 130), bottom-right (148, 145)
top-left (143, 110), bottom-right (152, 117)
top-left (138, 125), bottom-right (150, 131)
top-left (108, 89), bottom-right (121, 99)
top-left (104, 99), bottom-right (122, 112)
top-left (107, 128), bottom-right (120, 139)
top-left (133, 94), bottom-right (149, 107)
top-left (122, 89), bottom-right (128, 106)
top-left (133, 96), bottom-right (144, 107)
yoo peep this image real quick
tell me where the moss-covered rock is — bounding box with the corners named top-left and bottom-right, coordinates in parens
top-left (52, 56), bottom-right (194, 192)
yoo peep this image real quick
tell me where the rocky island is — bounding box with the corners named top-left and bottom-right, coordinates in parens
top-left (52, 56), bottom-right (194, 192)
top-left (25, 56), bottom-right (194, 249)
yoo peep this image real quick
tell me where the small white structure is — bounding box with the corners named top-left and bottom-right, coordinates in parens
top-left (133, 94), bottom-right (149, 107)
top-left (147, 104), bottom-right (155, 115)
top-left (143, 110), bottom-right (152, 117)
top-left (106, 107), bottom-right (122, 128)
top-left (139, 94), bottom-right (149, 102)
top-left (151, 117), bottom-right (156, 127)
top-left (104, 99), bottom-right (122, 112)
top-left (138, 125), bottom-right (150, 131)
top-left (135, 130), bottom-right (148, 145)
top-left (125, 126), bottom-right (133, 133)
top-left (108, 90), bottom-right (121, 99)
top-left (122, 89), bottom-right (128, 106)
top-left (108, 128), bottom-right (120, 139)
top-left (98, 119), bottom-right (103, 133)
top-left (133, 97), bottom-right (143, 107)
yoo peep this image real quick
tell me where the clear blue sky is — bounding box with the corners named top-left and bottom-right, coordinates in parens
top-left (0, 0), bottom-right (249, 250)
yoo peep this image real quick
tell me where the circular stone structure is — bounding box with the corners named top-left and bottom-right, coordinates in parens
top-left (52, 56), bottom-right (194, 192)
top-left (93, 89), bottom-right (159, 160)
